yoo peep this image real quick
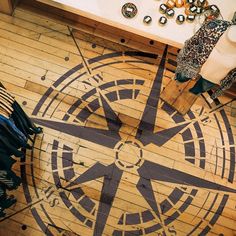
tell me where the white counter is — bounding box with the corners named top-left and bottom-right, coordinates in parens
top-left (37, 0), bottom-right (236, 48)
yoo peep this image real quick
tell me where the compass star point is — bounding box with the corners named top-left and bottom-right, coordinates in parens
top-left (32, 118), bottom-right (121, 149)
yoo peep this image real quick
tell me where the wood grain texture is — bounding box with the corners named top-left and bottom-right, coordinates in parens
top-left (0, 0), bottom-right (14, 15)
top-left (160, 80), bottom-right (198, 115)
top-left (0, 3), bottom-right (235, 236)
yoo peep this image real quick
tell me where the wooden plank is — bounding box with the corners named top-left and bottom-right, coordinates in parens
top-left (1, 4), bottom-right (236, 236)
top-left (0, 0), bottom-right (13, 15)
top-left (160, 79), bottom-right (198, 115)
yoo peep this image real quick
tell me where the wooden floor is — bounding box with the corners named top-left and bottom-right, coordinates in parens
top-left (0, 3), bottom-right (236, 236)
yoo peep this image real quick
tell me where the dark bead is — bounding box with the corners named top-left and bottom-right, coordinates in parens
top-left (166, 8), bottom-right (175, 18)
top-left (186, 0), bottom-right (195, 4)
top-left (121, 3), bottom-right (138, 18)
top-left (206, 5), bottom-right (220, 18)
top-left (190, 5), bottom-right (197, 13)
top-left (196, 7), bottom-right (203, 14)
top-left (210, 4), bottom-right (219, 12)
top-left (159, 16), bottom-right (168, 25)
top-left (176, 14), bottom-right (185, 24)
top-left (159, 4), bottom-right (168, 14)
top-left (197, 0), bottom-right (206, 6)
top-left (143, 15), bottom-right (152, 24)
top-left (187, 14), bottom-right (196, 22)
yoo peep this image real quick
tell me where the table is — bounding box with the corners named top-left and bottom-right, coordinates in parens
top-left (36, 0), bottom-right (236, 48)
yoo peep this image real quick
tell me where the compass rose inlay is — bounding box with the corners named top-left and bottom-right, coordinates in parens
top-left (21, 45), bottom-right (236, 236)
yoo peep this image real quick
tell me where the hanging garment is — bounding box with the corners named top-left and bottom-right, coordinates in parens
top-left (0, 115), bottom-right (28, 147)
top-left (175, 19), bottom-right (236, 98)
top-left (0, 184), bottom-right (16, 215)
top-left (0, 136), bottom-right (24, 157)
top-left (0, 151), bottom-right (16, 171)
top-left (0, 82), bottom-right (42, 137)
top-left (199, 27), bottom-right (236, 84)
top-left (0, 115), bottom-right (32, 156)
top-left (0, 194), bottom-right (16, 212)
top-left (176, 19), bottom-right (233, 79)
top-left (0, 170), bottom-right (21, 190)
top-left (0, 185), bottom-right (7, 217)
top-left (11, 102), bottom-right (43, 137)
top-left (0, 82), bottom-right (42, 218)
top-left (211, 68), bottom-right (236, 99)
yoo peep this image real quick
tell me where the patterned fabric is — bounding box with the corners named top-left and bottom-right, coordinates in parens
top-left (176, 19), bottom-right (233, 79)
top-left (211, 68), bottom-right (236, 99)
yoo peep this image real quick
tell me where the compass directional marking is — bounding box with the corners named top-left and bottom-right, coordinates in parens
top-left (138, 160), bottom-right (236, 194)
top-left (134, 45), bottom-right (190, 147)
top-left (65, 163), bottom-right (123, 236)
top-left (94, 164), bottom-right (123, 236)
top-left (99, 93), bottom-right (122, 133)
top-left (139, 122), bottom-right (191, 146)
top-left (66, 162), bottom-right (109, 189)
top-left (137, 178), bottom-right (161, 219)
top-left (136, 45), bottom-right (168, 137)
top-left (32, 118), bottom-right (121, 149)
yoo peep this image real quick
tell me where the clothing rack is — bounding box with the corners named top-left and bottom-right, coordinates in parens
top-left (0, 82), bottom-right (42, 217)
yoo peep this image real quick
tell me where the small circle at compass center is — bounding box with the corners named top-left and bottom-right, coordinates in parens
top-left (122, 3), bottom-right (138, 18)
top-left (115, 141), bottom-right (143, 169)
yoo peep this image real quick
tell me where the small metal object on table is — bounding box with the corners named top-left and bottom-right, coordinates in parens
top-left (143, 15), bottom-right (152, 24)
top-left (159, 16), bottom-right (168, 25)
top-left (176, 14), bottom-right (186, 24)
top-left (166, 8), bottom-right (175, 18)
top-left (121, 2), bottom-right (138, 18)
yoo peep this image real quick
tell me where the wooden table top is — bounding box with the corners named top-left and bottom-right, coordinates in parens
top-left (36, 0), bottom-right (236, 48)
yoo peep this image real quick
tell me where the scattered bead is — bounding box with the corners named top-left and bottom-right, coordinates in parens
top-left (158, 0), bottom-right (219, 25)
top-left (185, 0), bottom-right (195, 4)
top-left (159, 4), bottom-right (168, 14)
top-left (176, 14), bottom-right (185, 24)
top-left (196, 6), bottom-right (203, 14)
top-left (209, 4), bottom-right (219, 13)
top-left (121, 3), bottom-right (138, 18)
top-left (187, 14), bottom-right (196, 22)
top-left (190, 5), bottom-right (197, 13)
top-left (166, 8), bottom-right (175, 18)
top-left (205, 4), bottom-right (220, 19)
top-left (143, 15), bottom-right (152, 24)
top-left (197, 0), bottom-right (206, 6)
top-left (159, 16), bottom-right (168, 25)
